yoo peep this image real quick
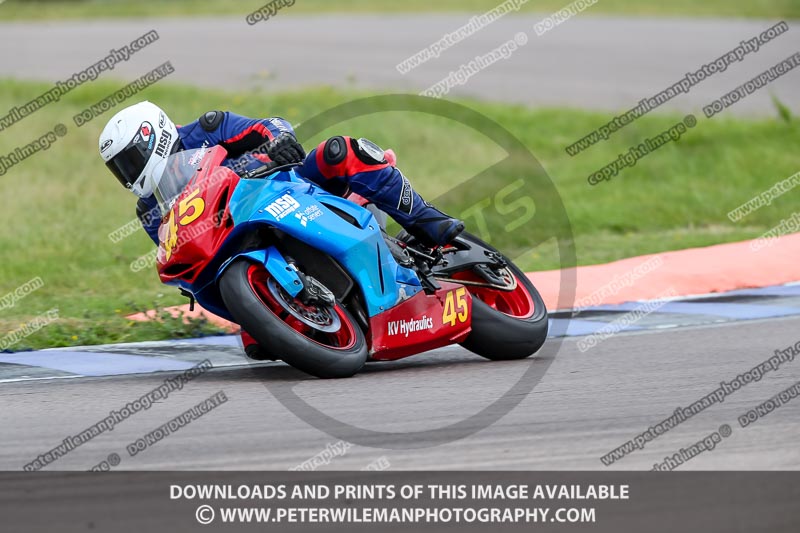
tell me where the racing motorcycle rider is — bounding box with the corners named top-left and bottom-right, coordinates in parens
top-left (99, 101), bottom-right (464, 358)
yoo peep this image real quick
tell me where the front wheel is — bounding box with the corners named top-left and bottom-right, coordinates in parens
top-left (219, 259), bottom-right (367, 378)
top-left (443, 233), bottom-right (549, 360)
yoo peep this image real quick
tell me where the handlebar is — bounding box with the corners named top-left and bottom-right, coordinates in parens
top-left (242, 161), bottom-right (303, 180)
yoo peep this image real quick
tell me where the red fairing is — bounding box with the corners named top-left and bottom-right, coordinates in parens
top-left (369, 282), bottom-right (473, 361)
top-left (157, 146), bottom-right (239, 284)
top-left (345, 191), bottom-right (370, 207)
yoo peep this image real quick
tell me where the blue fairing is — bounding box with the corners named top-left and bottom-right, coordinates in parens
top-left (208, 169), bottom-right (421, 317)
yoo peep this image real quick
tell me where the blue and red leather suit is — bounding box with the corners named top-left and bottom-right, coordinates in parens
top-left (136, 111), bottom-right (410, 245)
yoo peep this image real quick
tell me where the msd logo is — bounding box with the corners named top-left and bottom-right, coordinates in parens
top-left (265, 193), bottom-right (300, 220)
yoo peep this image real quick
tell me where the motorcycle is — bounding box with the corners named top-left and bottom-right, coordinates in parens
top-left (151, 145), bottom-right (548, 378)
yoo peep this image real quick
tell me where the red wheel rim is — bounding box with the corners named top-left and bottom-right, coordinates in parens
top-left (246, 264), bottom-right (357, 350)
top-left (451, 270), bottom-right (535, 319)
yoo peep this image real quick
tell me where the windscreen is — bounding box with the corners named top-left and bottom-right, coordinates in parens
top-left (149, 148), bottom-right (208, 214)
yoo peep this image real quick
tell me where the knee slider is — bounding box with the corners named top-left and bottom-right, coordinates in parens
top-left (350, 137), bottom-right (387, 165)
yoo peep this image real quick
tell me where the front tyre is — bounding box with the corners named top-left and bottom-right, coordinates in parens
top-left (219, 259), bottom-right (367, 378)
top-left (449, 234), bottom-right (549, 360)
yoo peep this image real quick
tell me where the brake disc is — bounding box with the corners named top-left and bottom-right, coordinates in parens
top-left (266, 276), bottom-right (342, 333)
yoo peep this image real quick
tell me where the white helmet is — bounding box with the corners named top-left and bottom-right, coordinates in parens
top-left (99, 101), bottom-right (180, 198)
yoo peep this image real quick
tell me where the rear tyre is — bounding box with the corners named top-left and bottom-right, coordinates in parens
top-left (450, 233), bottom-right (549, 360)
top-left (219, 259), bottom-right (367, 378)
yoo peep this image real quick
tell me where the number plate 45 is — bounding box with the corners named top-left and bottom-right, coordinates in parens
top-left (442, 286), bottom-right (470, 327)
top-left (163, 187), bottom-right (206, 261)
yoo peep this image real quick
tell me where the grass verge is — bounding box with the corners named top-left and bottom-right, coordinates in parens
top-left (0, 0), bottom-right (798, 20)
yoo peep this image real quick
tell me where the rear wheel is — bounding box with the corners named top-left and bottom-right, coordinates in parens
top-left (219, 259), bottom-right (367, 378)
top-left (441, 233), bottom-right (548, 360)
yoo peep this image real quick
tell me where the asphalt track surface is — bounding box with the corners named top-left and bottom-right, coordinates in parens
top-left (2, 316), bottom-right (798, 471)
top-left (0, 15), bottom-right (798, 114)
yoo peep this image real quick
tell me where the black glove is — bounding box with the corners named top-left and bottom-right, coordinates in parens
top-left (266, 133), bottom-right (306, 166)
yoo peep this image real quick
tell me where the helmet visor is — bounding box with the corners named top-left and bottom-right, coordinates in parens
top-left (105, 121), bottom-right (157, 190)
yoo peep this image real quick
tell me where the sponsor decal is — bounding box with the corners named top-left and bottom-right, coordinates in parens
top-left (268, 117), bottom-right (290, 133)
top-left (265, 193), bottom-right (300, 220)
top-left (137, 121), bottom-right (155, 150)
top-left (187, 141), bottom-right (210, 166)
top-left (398, 175), bottom-right (414, 215)
top-left (155, 129), bottom-right (172, 158)
top-left (100, 139), bottom-right (113, 153)
top-left (158, 111), bottom-right (166, 128)
top-left (294, 204), bottom-right (324, 227)
top-left (140, 121), bottom-right (152, 141)
top-left (387, 315), bottom-right (434, 337)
